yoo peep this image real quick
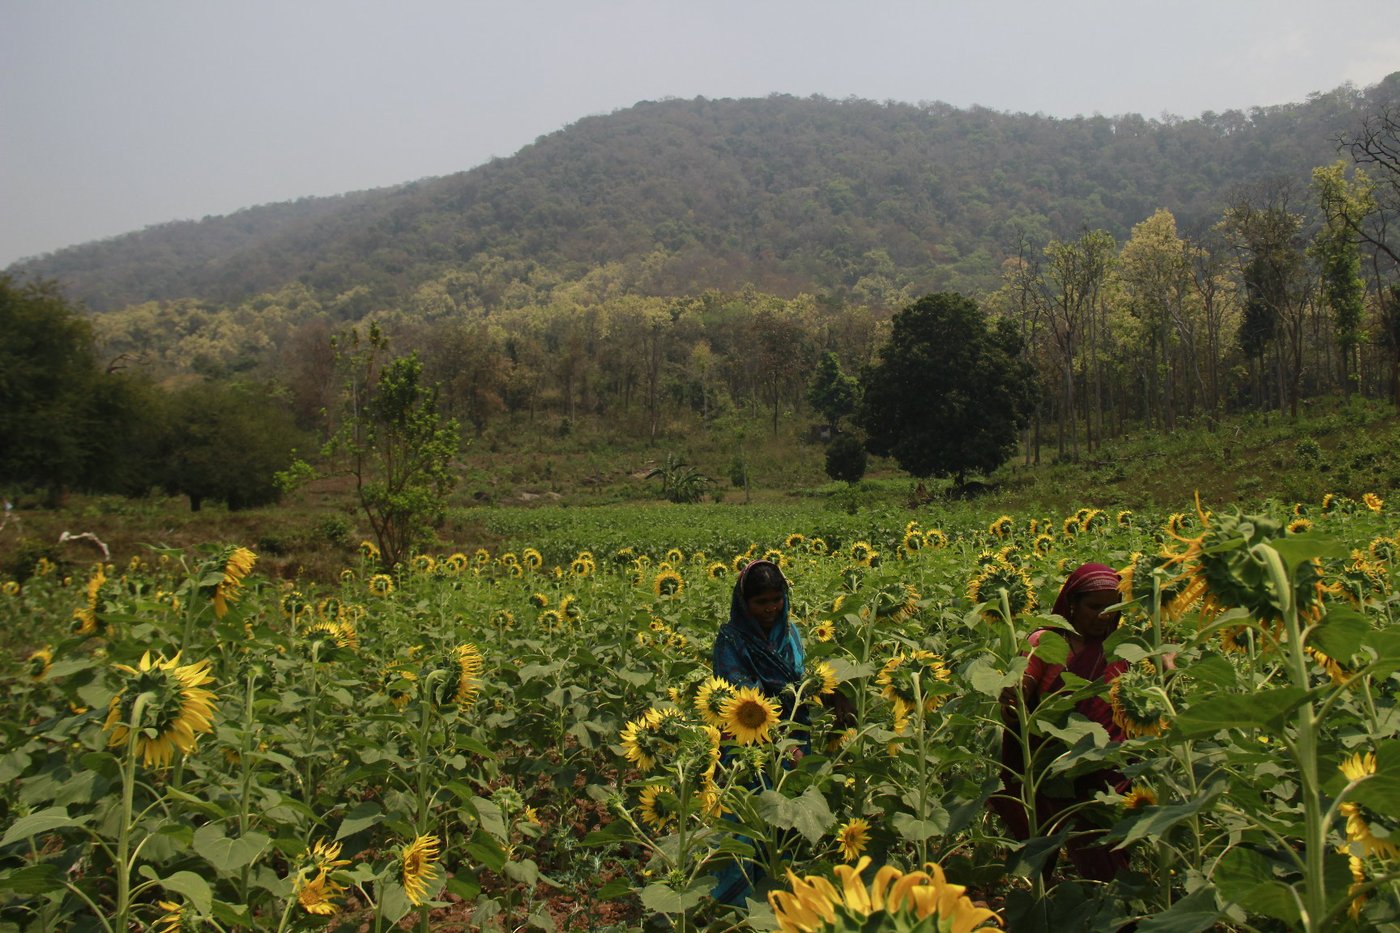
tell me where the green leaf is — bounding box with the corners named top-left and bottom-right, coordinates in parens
top-left (1033, 635), bottom-right (1068, 667)
top-left (640, 878), bottom-right (710, 913)
top-left (157, 870), bottom-right (214, 916)
top-left (0, 864), bottom-right (63, 894)
top-left (1214, 847), bottom-right (1299, 925)
top-left (597, 877), bottom-right (633, 900)
top-left (756, 786), bottom-right (835, 844)
top-left (192, 824), bottom-right (270, 874)
top-left (967, 658), bottom-right (1020, 697)
top-left (211, 897), bottom-right (254, 928)
top-left (0, 807), bottom-right (85, 847)
top-left (1269, 534), bottom-right (1350, 569)
top-left (446, 875), bottom-right (482, 901)
top-left (334, 802), bottom-right (384, 840)
top-left (378, 880), bottom-right (413, 924)
top-left (892, 809), bottom-right (948, 842)
top-left (1183, 655), bottom-right (1237, 690)
top-left (1106, 788), bottom-right (1221, 846)
top-left (1311, 608), bottom-right (1370, 662)
top-left (1173, 688), bottom-right (1308, 738)
top-left (1136, 885), bottom-right (1221, 932)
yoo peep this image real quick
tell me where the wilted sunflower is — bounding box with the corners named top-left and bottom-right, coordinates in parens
top-left (1364, 492), bottom-right (1384, 513)
top-left (695, 676), bottom-right (737, 727)
top-left (1108, 662), bottom-right (1171, 738)
top-left (967, 562), bottom-right (1037, 616)
top-left (721, 686), bottom-right (782, 745)
top-left (836, 818), bottom-right (871, 862)
top-left (400, 834), bottom-right (442, 906)
top-left (620, 706), bottom-right (687, 772)
top-left (1340, 752), bottom-right (1400, 859)
top-left (104, 652), bottom-right (218, 768)
top-left (27, 646), bottom-right (53, 682)
top-left (368, 573), bottom-right (394, 597)
top-left (638, 783), bottom-right (679, 831)
top-left (768, 855), bottom-right (1001, 933)
top-left (654, 569), bottom-right (684, 597)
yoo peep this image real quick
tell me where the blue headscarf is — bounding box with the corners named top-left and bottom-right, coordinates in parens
top-left (711, 559), bottom-right (805, 697)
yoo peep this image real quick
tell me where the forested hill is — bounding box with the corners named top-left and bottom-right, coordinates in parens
top-left (11, 74), bottom-right (1400, 312)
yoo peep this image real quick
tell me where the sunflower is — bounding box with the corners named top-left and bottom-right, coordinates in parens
top-left (914, 528), bottom-right (944, 551)
top-left (654, 569), bottom-right (684, 597)
top-left (620, 706), bottom-right (687, 772)
top-left (901, 529), bottom-right (923, 554)
top-left (768, 855), bottom-right (1001, 933)
top-left (306, 620), bottom-right (359, 651)
top-left (280, 590), bottom-right (311, 621)
top-left (71, 565), bottom-right (108, 636)
top-left (638, 783), bottom-right (679, 831)
top-left (988, 515), bottom-right (1014, 539)
top-left (443, 552), bottom-right (468, 574)
top-left (966, 562), bottom-right (1037, 615)
top-left (1116, 510), bottom-right (1134, 527)
top-left (807, 536), bottom-right (830, 555)
top-left (368, 573), bottom-right (394, 597)
top-left (207, 546), bottom-right (257, 619)
top-left (27, 646), bottom-right (53, 682)
top-left (529, 591), bottom-right (550, 609)
top-left (873, 582), bottom-right (921, 623)
top-left (1340, 752), bottom-right (1400, 859)
top-left (104, 652), bottom-right (218, 768)
top-left (665, 547), bottom-right (686, 565)
top-left (811, 619), bottom-right (836, 642)
top-left (721, 686), bottom-right (783, 745)
top-left (706, 561), bottom-right (728, 580)
top-left (152, 900), bottom-right (184, 932)
top-left (429, 644), bottom-right (484, 709)
top-left (492, 608), bottom-right (516, 630)
top-left (695, 676), bottom-right (737, 727)
top-left (570, 556), bottom-right (595, 577)
top-left (1121, 785), bottom-right (1158, 810)
top-left (877, 651), bottom-right (952, 723)
top-left (559, 594), bottom-right (580, 620)
top-left (1080, 508), bottom-right (1108, 532)
top-left (358, 539), bottom-right (380, 561)
top-left (1287, 517), bottom-right (1314, 534)
top-left (1108, 663), bottom-right (1170, 738)
top-left (1062, 515), bottom-right (1081, 537)
top-left (1343, 846), bottom-right (1368, 920)
top-left (836, 818), bottom-right (871, 862)
top-left (1, 580), bottom-right (19, 596)
top-left (1165, 512), bottom-right (1189, 535)
top-left (296, 867), bottom-right (346, 916)
top-left (1032, 533), bottom-right (1055, 557)
top-left (849, 541), bottom-right (875, 564)
top-left (805, 660), bottom-right (839, 698)
top-left (1364, 492), bottom-right (1384, 513)
top-left (521, 547), bottom-right (544, 570)
top-left (400, 834), bottom-right (442, 906)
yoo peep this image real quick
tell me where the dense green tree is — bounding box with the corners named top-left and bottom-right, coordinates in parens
top-left (807, 351), bottom-right (861, 426)
top-left (161, 381), bottom-right (303, 511)
top-left (824, 432), bottom-right (867, 485)
top-left (859, 293), bottom-right (1036, 487)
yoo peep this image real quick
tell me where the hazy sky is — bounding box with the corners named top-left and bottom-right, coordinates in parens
top-left (2, 0), bottom-right (1396, 267)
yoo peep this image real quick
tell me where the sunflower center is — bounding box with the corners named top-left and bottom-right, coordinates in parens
top-left (735, 699), bottom-right (768, 729)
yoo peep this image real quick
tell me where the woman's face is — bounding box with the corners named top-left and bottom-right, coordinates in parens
top-left (1069, 588), bottom-right (1121, 640)
top-left (745, 587), bottom-right (785, 631)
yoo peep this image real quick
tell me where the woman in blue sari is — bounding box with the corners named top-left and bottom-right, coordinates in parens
top-left (709, 559), bottom-right (805, 907)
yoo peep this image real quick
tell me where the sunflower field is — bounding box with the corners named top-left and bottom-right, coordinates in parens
top-left (2, 494), bottom-right (1400, 932)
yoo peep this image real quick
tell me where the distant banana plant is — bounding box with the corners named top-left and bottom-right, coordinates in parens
top-left (646, 454), bottom-right (711, 504)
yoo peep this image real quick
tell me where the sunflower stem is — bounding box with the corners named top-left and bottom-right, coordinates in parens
top-left (113, 691), bottom-right (150, 933)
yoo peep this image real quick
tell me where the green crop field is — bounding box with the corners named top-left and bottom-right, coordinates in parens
top-left (2, 489), bottom-right (1398, 931)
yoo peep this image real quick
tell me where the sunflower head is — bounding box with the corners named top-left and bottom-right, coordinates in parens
top-left (1108, 662), bottom-right (1170, 738)
top-left (521, 547), bottom-right (544, 570)
top-left (653, 569), bottom-right (684, 597)
top-left (1121, 785), bottom-right (1158, 810)
top-left (836, 818), bottom-right (871, 862)
top-left (638, 783), bottom-right (680, 831)
top-left (802, 660), bottom-right (840, 699)
top-left (768, 856), bottom-right (1001, 933)
top-left (426, 644), bottom-right (484, 709)
top-left (368, 573), bottom-right (395, 597)
top-left (1339, 752), bottom-right (1400, 859)
top-left (410, 554), bottom-right (437, 575)
top-left (988, 515), bottom-right (1014, 539)
top-left (967, 561), bottom-right (1037, 616)
top-left (27, 646), bottom-right (54, 682)
top-left (1364, 492), bottom-right (1384, 512)
top-left (619, 707), bottom-right (688, 772)
top-left (720, 685), bottom-right (783, 745)
top-left (876, 650), bottom-right (952, 718)
top-left (104, 652), bottom-right (218, 768)
top-left (400, 834), bottom-right (442, 906)
top-left (694, 676), bottom-right (737, 727)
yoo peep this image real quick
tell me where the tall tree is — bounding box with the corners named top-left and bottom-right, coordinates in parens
top-left (859, 293), bottom-right (1036, 488)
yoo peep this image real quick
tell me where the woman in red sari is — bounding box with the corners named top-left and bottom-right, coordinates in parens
top-left (991, 562), bottom-right (1130, 882)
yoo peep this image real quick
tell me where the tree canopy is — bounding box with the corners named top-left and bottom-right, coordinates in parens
top-left (859, 292), bottom-right (1036, 485)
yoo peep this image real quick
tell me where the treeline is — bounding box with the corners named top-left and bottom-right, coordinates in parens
top-left (10, 76), bottom-right (1398, 313)
top-left (0, 277), bottom-right (305, 509)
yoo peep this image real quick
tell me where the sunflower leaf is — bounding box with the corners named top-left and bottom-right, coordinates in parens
top-left (192, 824), bottom-right (270, 874)
top-left (1213, 847), bottom-right (1299, 925)
top-left (0, 807), bottom-right (86, 847)
top-left (155, 869), bottom-right (214, 916)
top-left (1173, 688), bottom-right (1308, 738)
top-left (334, 802), bottom-right (384, 841)
top-left (756, 786), bottom-right (835, 843)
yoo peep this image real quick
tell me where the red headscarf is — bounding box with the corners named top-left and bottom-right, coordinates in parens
top-left (1051, 562), bottom-right (1122, 621)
